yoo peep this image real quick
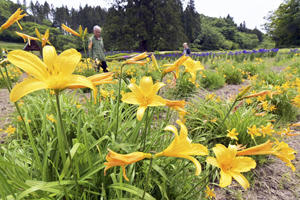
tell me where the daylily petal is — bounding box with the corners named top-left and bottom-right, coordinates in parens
top-left (233, 157), bottom-right (256, 172)
top-left (164, 125), bottom-right (179, 137)
top-left (7, 50), bottom-right (48, 80)
top-left (148, 95), bottom-right (166, 106)
top-left (206, 157), bottom-right (219, 167)
top-left (186, 143), bottom-right (209, 155)
top-left (128, 83), bottom-right (144, 100)
top-left (55, 48), bottom-right (81, 76)
top-left (219, 170), bottom-right (232, 188)
top-left (231, 172), bottom-right (250, 189)
top-left (139, 76), bottom-right (153, 95)
top-left (43, 45), bottom-right (57, 72)
top-left (137, 106), bottom-right (147, 121)
top-left (152, 82), bottom-right (165, 94)
top-left (10, 78), bottom-right (48, 102)
top-left (122, 166), bottom-right (129, 181)
top-left (181, 155), bottom-right (202, 175)
top-left (122, 92), bottom-right (140, 105)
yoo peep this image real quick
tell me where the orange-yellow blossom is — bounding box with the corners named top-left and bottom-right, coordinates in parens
top-left (227, 128), bottom-right (239, 140)
top-left (123, 52), bottom-right (148, 65)
top-left (155, 120), bottom-right (208, 175)
top-left (182, 57), bottom-right (204, 84)
top-left (122, 76), bottom-right (166, 120)
top-left (242, 90), bottom-right (273, 100)
top-left (205, 185), bottom-right (216, 199)
top-left (162, 55), bottom-right (189, 78)
top-left (7, 46), bottom-right (96, 102)
top-left (0, 8), bottom-right (26, 32)
top-left (237, 140), bottom-right (296, 171)
top-left (69, 72), bottom-right (115, 88)
top-left (15, 31), bottom-right (38, 45)
top-left (35, 28), bottom-right (51, 47)
top-left (165, 99), bottom-right (187, 120)
top-left (104, 149), bottom-right (152, 181)
top-left (61, 24), bottom-right (80, 37)
top-left (206, 144), bottom-right (256, 189)
top-left (151, 54), bottom-right (161, 72)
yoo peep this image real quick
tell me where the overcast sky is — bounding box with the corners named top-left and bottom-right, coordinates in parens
top-left (12, 0), bottom-right (284, 31)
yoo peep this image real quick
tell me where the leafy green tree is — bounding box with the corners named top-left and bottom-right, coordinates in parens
top-left (265, 0), bottom-right (300, 47)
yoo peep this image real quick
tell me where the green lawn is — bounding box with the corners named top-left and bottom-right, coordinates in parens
top-left (0, 41), bottom-right (25, 50)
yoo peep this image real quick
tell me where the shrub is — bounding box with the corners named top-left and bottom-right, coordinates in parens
top-left (200, 70), bottom-right (225, 90)
top-left (219, 64), bottom-right (243, 84)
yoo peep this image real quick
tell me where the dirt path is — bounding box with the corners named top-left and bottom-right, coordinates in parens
top-left (0, 88), bottom-right (13, 129)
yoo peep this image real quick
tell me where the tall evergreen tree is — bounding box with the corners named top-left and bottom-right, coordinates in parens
top-left (183, 0), bottom-right (201, 43)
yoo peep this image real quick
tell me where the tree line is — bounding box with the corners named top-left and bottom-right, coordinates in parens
top-left (0, 0), bottom-right (298, 51)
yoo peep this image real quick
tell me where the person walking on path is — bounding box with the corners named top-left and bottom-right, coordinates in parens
top-left (183, 42), bottom-right (191, 56)
top-left (88, 25), bottom-right (109, 72)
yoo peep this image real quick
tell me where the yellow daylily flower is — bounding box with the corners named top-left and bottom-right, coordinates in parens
top-left (151, 54), bottom-right (161, 72)
top-left (5, 125), bottom-right (16, 136)
top-left (182, 57), bottom-right (204, 84)
top-left (247, 125), bottom-right (261, 139)
top-left (237, 140), bottom-right (273, 156)
top-left (0, 8), bottom-right (26, 32)
top-left (292, 94), bottom-right (300, 108)
top-left (162, 55), bottom-right (188, 78)
top-left (205, 185), bottom-right (216, 199)
top-left (242, 90), bottom-right (272, 100)
top-left (206, 144), bottom-right (256, 189)
top-left (61, 24), bottom-right (80, 37)
top-left (260, 123), bottom-right (275, 137)
top-left (165, 99), bottom-right (187, 121)
top-left (35, 28), bottom-right (51, 47)
top-left (271, 140), bottom-right (297, 171)
top-left (15, 31), bottom-right (38, 45)
top-left (7, 46), bottom-right (96, 102)
top-left (155, 120), bottom-right (208, 175)
top-left (122, 76), bottom-right (166, 121)
top-left (227, 128), bottom-right (239, 140)
top-left (123, 52), bottom-right (148, 65)
top-left (104, 149), bottom-right (152, 181)
top-left (236, 140), bottom-right (296, 171)
top-left (69, 72), bottom-right (115, 88)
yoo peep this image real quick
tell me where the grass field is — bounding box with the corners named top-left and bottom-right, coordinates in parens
top-left (0, 41), bottom-right (24, 50)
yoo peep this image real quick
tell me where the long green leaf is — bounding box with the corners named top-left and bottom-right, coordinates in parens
top-left (109, 183), bottom-right (156, 200)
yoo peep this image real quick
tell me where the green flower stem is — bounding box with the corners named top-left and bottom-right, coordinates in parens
top-left (115, 64), bottom-right (125, 140)
top-left (142, 108), bottom-right (150, 151)
top-left (0, 64), bottom-right (11, 91)
top-left (142, 157), bottom-right (153, 200)
top-left (221, 98), bottom-right (239, 125)
top-left (82, 38), bottom-right (89, 68)
top-left (3, 65), bottom-right (12, 90)
top-left (55, 92), bottom-right (72, 169)
top-left (55, 92), bottom-right (67, 163)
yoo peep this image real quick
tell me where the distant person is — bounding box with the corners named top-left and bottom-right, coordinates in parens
top-left (183, 42), bottom-right (191, 56)
top-left (88, 25), bottom-right (108, 72)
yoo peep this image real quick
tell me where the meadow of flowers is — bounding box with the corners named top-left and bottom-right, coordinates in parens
top-left (0, 9), bottom-right (299, 200)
